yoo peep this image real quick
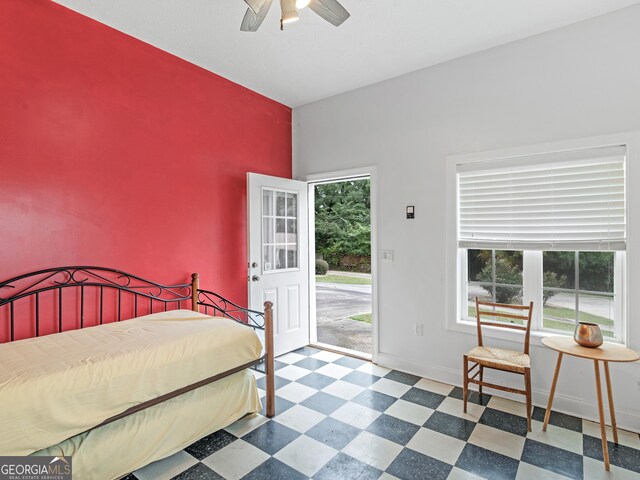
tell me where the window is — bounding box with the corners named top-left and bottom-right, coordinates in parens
top-left (262, 189), bottom-right (299, 272)
top-left (467, 249), bottom-right (523, 312)
top-left (455, 145), bottom-right (627, 342)
top-left (463, 249), bottom-right (623, 339)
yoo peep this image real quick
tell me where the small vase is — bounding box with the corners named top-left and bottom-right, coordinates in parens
top-left (573, 322), bottom-right (603, 348)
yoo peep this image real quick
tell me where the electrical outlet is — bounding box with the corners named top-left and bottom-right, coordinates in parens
top-left (415, 323), bottom-right (424, 336)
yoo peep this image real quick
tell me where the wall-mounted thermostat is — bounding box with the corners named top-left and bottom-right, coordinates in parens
top-left (406, 206), bottom-right (415, 219)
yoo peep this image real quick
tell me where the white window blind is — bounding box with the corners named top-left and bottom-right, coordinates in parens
top-left (457, 145), bottom-right (626, 251)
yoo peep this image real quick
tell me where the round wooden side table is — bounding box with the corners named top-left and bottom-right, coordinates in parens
top-left (541, 336), bottom-right (639, 471)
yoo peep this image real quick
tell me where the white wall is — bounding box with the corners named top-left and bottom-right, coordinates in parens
top-left (293, 5), bottom-right (640, 430)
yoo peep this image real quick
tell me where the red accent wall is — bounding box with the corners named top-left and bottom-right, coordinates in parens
top-left (0, 0), bottom-right (292, 328)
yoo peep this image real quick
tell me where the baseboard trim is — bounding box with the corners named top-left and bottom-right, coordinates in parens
top-left (376, 352), bottom-right (640, 434)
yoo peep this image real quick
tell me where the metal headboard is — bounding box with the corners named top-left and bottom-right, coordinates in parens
top-left (0, 266), bottom-right (263, 342)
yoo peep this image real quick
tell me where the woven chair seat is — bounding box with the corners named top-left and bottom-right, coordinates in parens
top-left (467, 346), bottom-right (530, 373)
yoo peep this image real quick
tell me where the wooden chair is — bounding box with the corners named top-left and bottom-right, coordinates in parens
top-left (463, 297), bottom-right (534, 431)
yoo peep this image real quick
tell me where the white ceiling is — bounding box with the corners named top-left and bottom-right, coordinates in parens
top-left (53, 0), bottom-right (639, 107)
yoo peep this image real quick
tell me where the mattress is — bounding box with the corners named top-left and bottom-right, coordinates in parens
top-left (0, 309), bottom-right (263, 455)
top-left (32, 368), bottom-right (261, 480)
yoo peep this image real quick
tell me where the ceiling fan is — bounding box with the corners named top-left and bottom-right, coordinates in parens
top-left (240, 0), bottom-right (350, 32)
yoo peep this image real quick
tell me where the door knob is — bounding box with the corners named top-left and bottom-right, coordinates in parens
top-left (251, 262), bottom-right (258, 268)
top-left (252, 275), bottom-right (260, 282)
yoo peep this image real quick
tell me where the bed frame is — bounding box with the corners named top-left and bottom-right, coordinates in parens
top-left (0, 266), bottom-right (276, 428)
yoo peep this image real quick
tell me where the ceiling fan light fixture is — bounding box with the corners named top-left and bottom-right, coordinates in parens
top-left (240, 0), bottom-right (349, 31)
top-left (280, 0), bottom-right (299, 27)
top-left (281, 13), bottom-right (299, 23)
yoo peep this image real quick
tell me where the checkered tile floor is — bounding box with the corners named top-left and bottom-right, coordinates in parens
top-left (125, 346), bottom-right (640, 480)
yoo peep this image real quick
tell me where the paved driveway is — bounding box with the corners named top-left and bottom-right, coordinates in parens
top-left (316, 283), bottom-right (372, 354)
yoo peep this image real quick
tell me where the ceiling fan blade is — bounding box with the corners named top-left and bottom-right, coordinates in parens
top-left (244, 0), bottom-right (268, 15)
top-left (240, 0), bottom-right (273, 31)
top-left (308, 0), bottom-right (350, 26)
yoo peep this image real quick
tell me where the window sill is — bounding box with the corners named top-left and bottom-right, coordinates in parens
top-left (448, 319), bottom-right (623, 348)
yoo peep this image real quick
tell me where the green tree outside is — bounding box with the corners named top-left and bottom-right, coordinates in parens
top-left (315, 179), bottom-right (371, 270)
top-left (470, 250), bottom-right (614, 304)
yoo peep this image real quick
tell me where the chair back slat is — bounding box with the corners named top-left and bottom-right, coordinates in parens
top-left (476, 310), bottom-right (530, 322)
top-left (476, 300), bottom-right (531, 311)
top-left (480, 321), bottom-right (527, 331)
top-left (475, 297), bottom-right (534, 354)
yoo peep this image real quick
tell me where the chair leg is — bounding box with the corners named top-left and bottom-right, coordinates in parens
top-left (525, 367), bottom-right (532, 432)
top-left (479, 366), bottom-right (484, 396)
top-left (463, 355), bottom-right (469, 414)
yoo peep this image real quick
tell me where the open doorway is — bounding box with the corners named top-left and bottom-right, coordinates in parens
top-left (310, 176), bottom-right (373, 357)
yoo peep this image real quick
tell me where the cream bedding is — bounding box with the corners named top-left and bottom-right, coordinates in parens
top-left (0, 309), bottom-right (263, 456)
top-left (33, 368), bottom-right (261, 480)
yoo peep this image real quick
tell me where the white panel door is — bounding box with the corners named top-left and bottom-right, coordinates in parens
top-left (248, 173), bottom-right (309, 356)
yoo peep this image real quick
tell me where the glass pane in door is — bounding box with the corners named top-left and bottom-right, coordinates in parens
top-left (263, 246), bottom-right (274, 271)
top-left (263, 190), bottom-right (273, 216)
top-left (276, 192), bottom-right (286, 216)
top-left (287, 245), bottom-right (298, 269)
top-left (275, 246), bottom-right (286, 269)
top-left (287, 194), bottom-right (297, 216)
top-left (263, 218), bottom-right (274, 244)
top-left (276, 218), bottom-right (286, 240)
top-left (262, 188), bottom-right (299, 273)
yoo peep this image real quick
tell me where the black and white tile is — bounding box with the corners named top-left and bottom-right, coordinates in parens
top-left (129, 347), bottom-right (640, 480)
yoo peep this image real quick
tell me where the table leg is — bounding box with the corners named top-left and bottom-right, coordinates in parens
top-left (594, 360), bottom-right (610, 471)
top-left (543, 352), bottom-right (563, 432)
top-left (603, 361), bottom-right (619, 444)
